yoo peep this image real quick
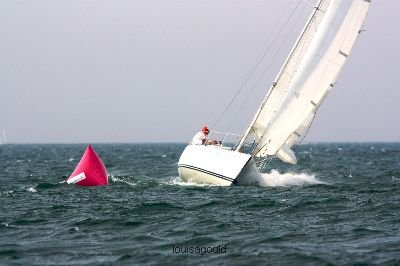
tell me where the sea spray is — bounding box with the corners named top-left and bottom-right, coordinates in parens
top-left (234, 164), bottom-right (325, 187)
top-left (257, 170), bottom-right (325, 187)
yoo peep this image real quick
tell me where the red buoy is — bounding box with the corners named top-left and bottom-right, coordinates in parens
top-left (66, 145), bottom-right (108, 186)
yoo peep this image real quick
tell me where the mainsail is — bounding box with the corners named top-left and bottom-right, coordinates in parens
top-left (237, 0), bottom-right (371, 164)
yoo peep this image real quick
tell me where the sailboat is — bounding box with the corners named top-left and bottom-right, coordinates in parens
top-left (0, 129), bottom-right (7, 145)
top-left (178, 0), bottom-right (371, 186)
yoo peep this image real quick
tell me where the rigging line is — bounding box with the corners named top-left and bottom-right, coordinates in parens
top-left (298, 113), bottom-right (316, 145)
top-left (236, 0), bottom-right (326, 152)
top-left (210, 1), bottom-right (303, 131)
top-left (244, 0), bottom-right (328, 155)
top-left (225, 3), bottom-right (310, 134)
top-left (260, 157), bottom-right (273, 172)
top-left (251, 34), bottom-right (317, 156)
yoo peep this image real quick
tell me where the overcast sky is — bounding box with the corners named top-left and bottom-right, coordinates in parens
top-left (0, 0), bottom-right (399, 143)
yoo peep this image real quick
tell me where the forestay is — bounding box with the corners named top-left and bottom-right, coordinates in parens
top-left (238, 0), bottom-right (371, 164)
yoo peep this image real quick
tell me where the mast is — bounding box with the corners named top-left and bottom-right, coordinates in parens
top-left (235, 0), bottom-right (325, 152)
top-left (251, 0), bottom-right (371, 159)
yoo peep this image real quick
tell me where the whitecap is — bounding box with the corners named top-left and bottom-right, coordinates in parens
top-left (27, 187), bottom-right (37, 193)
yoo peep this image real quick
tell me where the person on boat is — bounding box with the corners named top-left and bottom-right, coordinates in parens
top-left (191, 126), bottom-right (221, 145)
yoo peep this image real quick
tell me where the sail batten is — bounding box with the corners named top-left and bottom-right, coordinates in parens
top-left (236, 0), bottom-right (332, 152)
top-left (250, 0), bottom-right (371, 159)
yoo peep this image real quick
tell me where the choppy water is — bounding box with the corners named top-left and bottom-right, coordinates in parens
top-left (1, 143), bottom-right (400, 265)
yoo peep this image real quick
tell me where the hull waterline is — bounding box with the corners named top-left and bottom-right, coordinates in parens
top-left (178, 145), bottom-right (260, 186)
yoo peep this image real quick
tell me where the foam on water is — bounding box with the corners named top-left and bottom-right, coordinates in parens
top-left (26, 187), bottom-right (37, 193)
top-left (256, 170), bottom-right (326, 187)
top-left (164, 176), bottom-right (218, 187)
top-left (236, 168), bottom-right (326, 187)
top-left (0, 191), bottom-right (14, 196)
top-left (110, 175), bottom-right (136, 187)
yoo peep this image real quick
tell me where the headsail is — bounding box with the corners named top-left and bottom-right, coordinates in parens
top-left (237, 0), bottom-right (371, 163)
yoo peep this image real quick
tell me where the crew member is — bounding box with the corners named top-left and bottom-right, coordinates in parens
top-left (191, 126), bottom-right (220, 145)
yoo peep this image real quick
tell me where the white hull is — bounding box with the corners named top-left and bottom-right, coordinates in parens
top-left (178, 145), bottom-right (260, 186)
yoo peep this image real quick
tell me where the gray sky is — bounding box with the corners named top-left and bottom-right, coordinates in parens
top-left (0, 0), bottom-right (399, 143)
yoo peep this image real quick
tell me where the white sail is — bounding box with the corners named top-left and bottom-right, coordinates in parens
top-left (236, 0), bottom-right (333, 151)
top-left (247, 0), bottom-right (371, 160)
top-left (0, 129), bottom-right (6, 144)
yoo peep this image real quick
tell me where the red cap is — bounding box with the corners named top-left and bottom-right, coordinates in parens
top-left (201, 126), bottom-right (209, 133)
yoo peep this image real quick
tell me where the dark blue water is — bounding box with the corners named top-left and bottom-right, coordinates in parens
top-left (1, 143), bottom-right (400, 265)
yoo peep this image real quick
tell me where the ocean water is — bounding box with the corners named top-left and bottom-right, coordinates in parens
top-left (1, 143), bottom-right (400, 265)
